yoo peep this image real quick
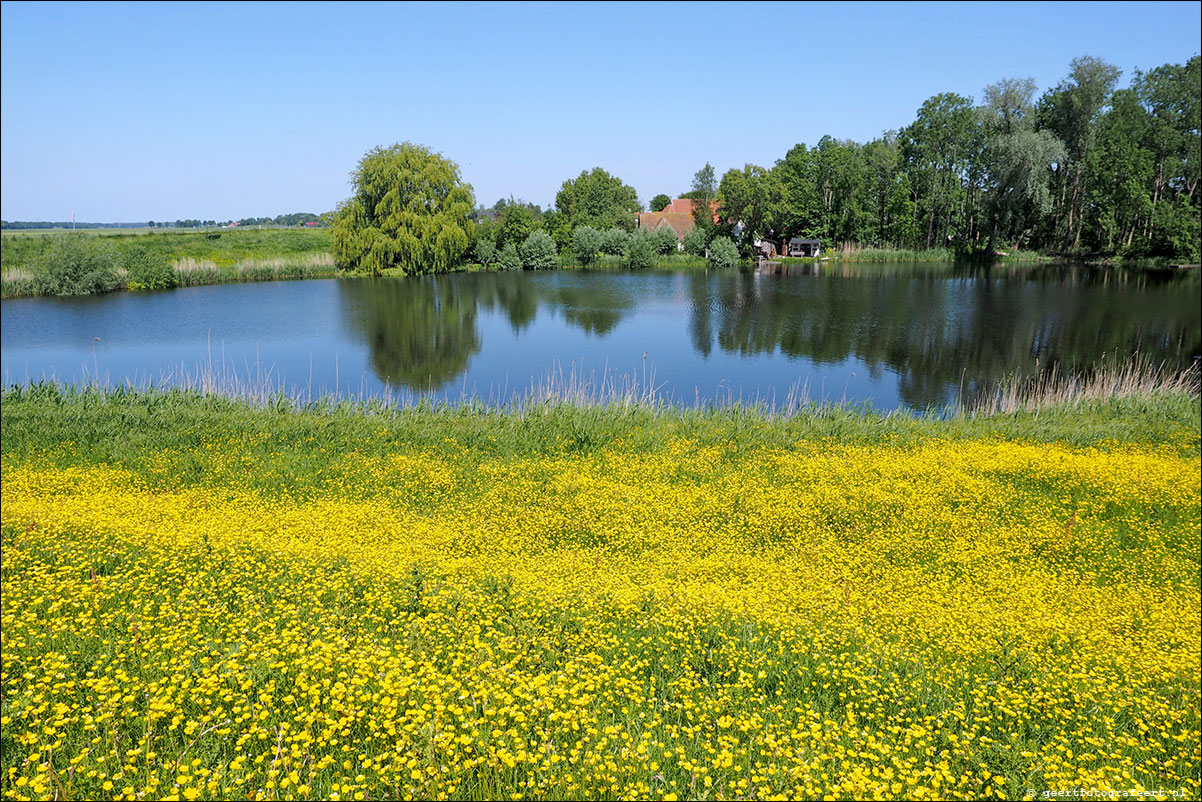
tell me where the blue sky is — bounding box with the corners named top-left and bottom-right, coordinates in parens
top-left (2, 1), bottom-right (1199, 222)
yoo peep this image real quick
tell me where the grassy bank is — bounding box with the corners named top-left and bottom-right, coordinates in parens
top-left (1, 386), bottom-right (1198, 801)
top-left (1, 228), bottom-right (335, 298)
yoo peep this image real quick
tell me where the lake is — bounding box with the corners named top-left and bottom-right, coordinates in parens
top-left (2, 263), bottom-right (1199, 412)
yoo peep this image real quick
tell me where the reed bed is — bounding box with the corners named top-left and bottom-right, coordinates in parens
top-left (969, 357), bottom-right (1201, 415)
top-left (171, 253), bottom-right (336, 286)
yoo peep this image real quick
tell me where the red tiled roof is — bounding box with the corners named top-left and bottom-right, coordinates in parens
top-left (637, 211), bottom-right (695, 240)
top-left (662, 198), bottom-right (720, 222)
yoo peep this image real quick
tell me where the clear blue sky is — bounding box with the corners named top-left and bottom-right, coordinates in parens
top-left (2, 1), bottom-right (1199, 222)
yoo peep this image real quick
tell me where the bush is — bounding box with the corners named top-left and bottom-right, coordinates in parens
top-left (625, 231), bottom-right (656, 269)
top-left (474, 237), bottom-right (497, 267)
top-left (682, 227), bottom-right (709, 256)
top-left (600, 227), bottom-right (629, 256)
top-left (651, 226), bottom-right (679, 255)
top-left (123, 246), bottom-right (176, 291)
top-left (520, 230), bottom-right (558, 270)
top-left (35, 236), bottom-right (120, 296)
top-left (572, 226), bottom-right (603, 265)
top-left (497, 242), bottom-right (522, 271)
top-left (707, 236), bottom-right (739, 268)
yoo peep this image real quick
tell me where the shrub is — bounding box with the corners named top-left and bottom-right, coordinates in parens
top-left (520, 230), bottom-right (558, 270)
top-left (123, 246), bottom-right (176, 291)
top-left (475, 237), bottom-right (497, 267)
top-left (683, 227), bottom-right (709, 256)
top-left (599, 227), bottom-right (629, 256)
top-left (572, 226), bottom-right (603, 266)
top-left (707, 236), bottom-right (739, 268)
top-left (35, 236), bottom-right (120, 296)
top-left (497, 242), bottom-right (522, 271)
top-left (651, 226), bottom-right (679, 255)
top-left (625, 231), bottom-right (656, 269)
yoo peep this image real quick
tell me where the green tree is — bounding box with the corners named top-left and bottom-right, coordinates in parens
top-left (772, 143), bottom-right (821, 242)
top-left (718, 164), bottom-right (780, 253)
top-left (497, 242), bottom-right (521, 271)
top-left (35, 236), bottom-right (119, 296)
top-left (474, 236), bottom-right (497, 267)
top-left (687, 163), bottom-right (718, 233)
top-left (649, 194), bottom-right (672, 212)
top-left (979, 78), bottom-right (1066, 253)
top-left (520, 230), bottom-right (558, 270)
top-left (332, 142), bottom-right (474, 275)
top-left (1039, 56), bottom-right (1122, 250)
top-left (554, 168), bottom-right (642, 232)
top-left (651, 226), bottom-right (679, 254)
top-left (682, 226), bottom-right (709, 256)
top-left (599, 227), bottom-right (630, 256)
top-left (706, 236), bottom-right (739, 268)
top-left (498, 203), bottom-right (539, 250)
top-left (899, 93), bottom-right (977, 249)
top-left (625, 230), bottom-right (656, 269)
top-left (572, 225), bottom-right (603, 265)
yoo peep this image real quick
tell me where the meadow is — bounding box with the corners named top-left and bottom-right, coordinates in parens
top-left (0, 228), bottom-right (335, 298)
top-left (1, 385), bottom-right (1198, 801)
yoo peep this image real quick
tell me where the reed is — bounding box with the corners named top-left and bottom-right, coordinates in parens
top-left (968, 356), bottom-right (1200, 415)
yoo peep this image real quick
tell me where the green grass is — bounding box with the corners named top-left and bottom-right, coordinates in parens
top-left (2, 383), bottom-right (1196, 483)
top-left (1, 228), bottom-right (335, 297)
top-left (1, 385), bottom-right (1198, 800)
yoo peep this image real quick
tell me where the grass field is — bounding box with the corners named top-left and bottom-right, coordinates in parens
top-left (1, 228), bottom-right (335, 298)
top-left (1, 385), bottom-right (1198, 801)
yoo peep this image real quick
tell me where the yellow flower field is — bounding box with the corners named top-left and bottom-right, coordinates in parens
top-left (2, 425), bottom-right (1199, 800)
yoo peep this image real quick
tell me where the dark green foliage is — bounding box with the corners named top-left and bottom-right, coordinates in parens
top-left (649, 194), bottom-right (672, 212)
top-left (520, 230), bottom-right (558, 270)
top-left (34, 235), bottom-right (120, 296)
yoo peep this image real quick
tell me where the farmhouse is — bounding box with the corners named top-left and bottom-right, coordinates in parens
top-left (637, 198), bottom-right (721, 246)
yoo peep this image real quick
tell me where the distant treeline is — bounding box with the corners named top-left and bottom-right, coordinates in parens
top-left (1, 221), bottom-right (147, 230)
top-left (2, 212), bottom-right (333, 231)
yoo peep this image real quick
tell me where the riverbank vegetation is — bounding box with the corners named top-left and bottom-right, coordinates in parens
top-left (1, 379), bottom-right (1198, 801)
top-left (1, 228), bottom-right (335, 298)
top-left (331, 54), bottom-right (1197, 278)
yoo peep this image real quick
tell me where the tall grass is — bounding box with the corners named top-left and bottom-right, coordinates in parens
top-left (967, 356), bottom-right (1201, 415)
top-left (172, 252), bottom-right (336, 287)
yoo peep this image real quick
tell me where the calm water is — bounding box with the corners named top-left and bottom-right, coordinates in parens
top-left (2, 264), bottom-right (1199, 412)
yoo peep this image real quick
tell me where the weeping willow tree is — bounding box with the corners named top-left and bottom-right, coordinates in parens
top-left (332, 143), bottom-right (475, 275)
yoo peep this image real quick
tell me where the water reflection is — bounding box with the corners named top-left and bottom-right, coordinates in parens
top-left (4, 264), bottom-right (1196, 411)
top-left (340, 276), bottom-right (482, 389)
top-left (335, 264), bottom-right (1199, 408)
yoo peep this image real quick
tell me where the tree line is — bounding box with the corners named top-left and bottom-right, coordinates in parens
top-left (716, 55), bottom-right (1198, 261)
top-left (332, 54), bottom-right (1199, 275)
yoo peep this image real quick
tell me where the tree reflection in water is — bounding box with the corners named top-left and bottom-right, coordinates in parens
top-left (336, 264), bottom-right (1198, 407)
